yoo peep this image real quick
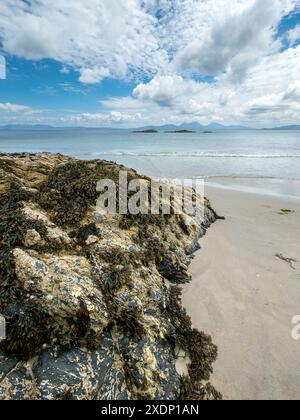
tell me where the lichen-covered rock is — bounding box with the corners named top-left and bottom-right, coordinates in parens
top-left (12, 249), bottom-right (109, 339)
top-left (0, 153), bottom-right (220, 400)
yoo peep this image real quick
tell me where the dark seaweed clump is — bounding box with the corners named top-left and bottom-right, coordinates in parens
top-left (70, 223), bottom-right (100, 245)
top-left (0, 205), bottom-right (59, 313)
top-left (1, 302), bottom-right (52, 360)
top-left (167, 285), bottom-right (221, 400)
top-left (38, 160), bottom-right (144, 227)
top-left (38, 162), bottom-right (100, 226)
top-left (180, 377), bottom-right (222, 400)
top-left (117, 308), bottom-right (146, 342)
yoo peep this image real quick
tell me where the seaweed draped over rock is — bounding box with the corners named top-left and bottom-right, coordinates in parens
top-left (0, 153), bottom-right (221, 400)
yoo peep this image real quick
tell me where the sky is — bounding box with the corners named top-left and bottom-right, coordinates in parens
top-left (0, 0), bottom-right (300, 128)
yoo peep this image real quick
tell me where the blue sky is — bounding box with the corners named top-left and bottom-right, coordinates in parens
top-left (0, 0), bottom-right (300, 128)
top-left (1, 57), bottom-right (135, 112)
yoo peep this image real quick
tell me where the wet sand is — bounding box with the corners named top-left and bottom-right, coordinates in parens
top-left (182, 186), bottom-right (300, 400)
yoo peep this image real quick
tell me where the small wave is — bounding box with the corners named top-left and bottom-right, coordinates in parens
top-left (78, 151), bottom-right (300, 159)
top-left (194, 175), bottom-right (300, 181)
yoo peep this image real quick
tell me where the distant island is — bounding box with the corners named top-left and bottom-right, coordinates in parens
top-left (132, 129), bottom-right (159, 133)
top-left (164, 130), bottom-right (196, 134)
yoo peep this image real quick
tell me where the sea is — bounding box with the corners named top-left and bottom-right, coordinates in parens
top-left (0, 129), bottom-right (299, 199)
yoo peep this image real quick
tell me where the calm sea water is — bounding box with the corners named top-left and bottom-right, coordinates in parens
top-left (1, 129), bottom-right (300, 198)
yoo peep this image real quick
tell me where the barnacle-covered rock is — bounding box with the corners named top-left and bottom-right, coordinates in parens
top-left (0, 153), bottom-right (220, 400)
top-left (12, 249), bottom-right (109, 338)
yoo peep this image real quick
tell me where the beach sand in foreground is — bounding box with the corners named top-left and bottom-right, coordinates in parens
top-left (182, 186), bottom-right (300, 400)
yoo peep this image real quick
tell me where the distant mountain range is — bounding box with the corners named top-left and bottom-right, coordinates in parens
top-left (1, 123), bottom-right (300, 131)
top-left (262, 125), bottom-right (300, 131)
top-left (0, 124), bottom-right (125, 132)
top-left (137, 122), bottom-right (252, 131)
top-left (1, 124), bottom-right (58, 130)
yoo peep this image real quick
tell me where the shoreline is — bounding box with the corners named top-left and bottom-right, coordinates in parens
top-left (182, 186), bottom-right (300, 400)
top-left (203, 177), bottom-right (300, 201)
top-left (148, 175), bottom-right (300, 202)
top-left (205, 181), bottom-right (300, 202)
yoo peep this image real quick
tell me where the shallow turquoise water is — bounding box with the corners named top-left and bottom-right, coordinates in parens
top-left (1, 129), bottom-right (299, 198)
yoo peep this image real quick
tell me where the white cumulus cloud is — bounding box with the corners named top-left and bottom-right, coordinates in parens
top-left (79, 67), bottom-right (110, 84)
top-left (0, 55), bottom-right (6, 79)
top-left (0, 0), bottom-right (167, 83)
top-left (0, 102), bottom-right (36, 113)
top-left (133, 75), bottom-right (203, 107)
top-left (173, 0), bottom-right (294, 83)
top-left (103, 46), bottom-right (300, 127)
top-left (0, 0), bottom-right (298, 84)
top-left (287, 24), bottom-right (300, 45)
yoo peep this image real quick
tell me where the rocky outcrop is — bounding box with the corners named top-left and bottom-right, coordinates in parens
top-left (0, 153), bottom-right (220, 400)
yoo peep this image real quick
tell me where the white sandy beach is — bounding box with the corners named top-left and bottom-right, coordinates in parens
top-left (182, 186), bottom-right (300, 400)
